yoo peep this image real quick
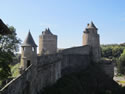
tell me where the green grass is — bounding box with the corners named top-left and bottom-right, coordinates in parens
top-left (0, 63), bottom-right (20, 89)
top-left (119, 81), bottom-right (125, 84)
top-left (10, 63), bottom-right (20, 78)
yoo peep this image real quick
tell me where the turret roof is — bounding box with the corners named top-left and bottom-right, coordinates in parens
top-left (87, 21), bottom-right (97, 29)
top-left (42, 28), bottom-right (53, 35)
top-left (21, 31), bottom-right (37, 47)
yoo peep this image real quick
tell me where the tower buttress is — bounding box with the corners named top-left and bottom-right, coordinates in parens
top-left (83, 22), bottom-right (101, 62)
top-left (39, 28), bottom-right (57, 55)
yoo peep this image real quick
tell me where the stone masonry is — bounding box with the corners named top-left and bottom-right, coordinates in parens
top-left (83, 22), bottom-right (101, 62)
top-left (0, 22), bottom-right (114, 94)
top-left (39, 28), bottom-right (57, 55)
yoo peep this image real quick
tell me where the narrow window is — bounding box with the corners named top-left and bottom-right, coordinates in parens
top-left (27, 60), bottom-right (31, 67)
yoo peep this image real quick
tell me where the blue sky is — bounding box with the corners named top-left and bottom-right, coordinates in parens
top-left (0, 0), bottom-right (125, 49)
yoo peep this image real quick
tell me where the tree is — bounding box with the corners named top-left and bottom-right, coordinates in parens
top-left (0, 26), bottom-right (21, 81)
top-left (112, 46), bottom-right (124, 58)
top-left (101, 45), bottom-right (125, 59)
top-left (101, 46), bottom-right (112, 58)
top-left (117, 49), bottom-right (125, 74)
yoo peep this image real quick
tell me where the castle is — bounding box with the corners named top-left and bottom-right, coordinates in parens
top-left (0, 22), bottom-right (114, 94)
top-left (20, 22), bottom-right (100, 71)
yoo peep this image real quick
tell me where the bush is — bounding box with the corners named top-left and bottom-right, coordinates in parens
top-left (117, 49), bottom-right (125, 74)
top-left (101, 45), bottom-right (125, 59)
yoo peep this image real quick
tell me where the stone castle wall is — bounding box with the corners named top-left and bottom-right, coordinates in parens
top-left (20, 46), bottom-right (37, 70)
top-left (99, 60), bottom-right (114, 78)
top-left (61, 46), bottom-right (91, 74)
top-left (0, 47), bottom-right (114, 94)
top-left (83, 31), bottom-right (101, 62)
top-left (61, 54), bottom-right (91, 75)
top-left (0, 54), bottom-right (62, 94)
top-left (0, 22), bottom-right (114, 94)
top-left (35, 54), bottom-right (61, 93)
top-left (0, 65), bottom-right (34, 94)
top-left (101, 63), bottom-right (114, 78)
top-left (0, 46), bottom-right (92, 94)
top-left (83, 25), bottom-right (101, 62)
top-left (61, 45), bottom-right (90, 55)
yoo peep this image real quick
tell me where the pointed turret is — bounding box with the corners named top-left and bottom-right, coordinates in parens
top-left (20, 30), bottom-right (37, 72)
top-left (21, 31), bottom-right (37, 47)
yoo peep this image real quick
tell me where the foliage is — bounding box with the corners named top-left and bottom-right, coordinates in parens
top-left (101, 46), bottom-right (112, 58)
top-left (0, 51), bottom-right (12, 81)
top-left (101, 44), bottom-right (125, 75)
top-left (0, 26), bottom-right (21, 81)
top-left (0, 26), bottom-right (21, 52)
top-left (112, 46), bottom-right (124, 57)
top-left (117, 49), bottom-right (125, 74)
top-left (41, 64), bottom-right (121, 94)
top-left (10, 63), bottom-right (20, 78)
top-left (101, 44), bottom-right (125, 59)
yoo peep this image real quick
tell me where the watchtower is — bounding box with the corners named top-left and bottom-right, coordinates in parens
top-left (39, 28), bottom-right (57, 55)
top-left (20, 31), bottom-right (37, 71)
top-left (83, 22), bottom-right (101, 62)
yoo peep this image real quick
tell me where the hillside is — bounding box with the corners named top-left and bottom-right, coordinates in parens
top-left (40, 64), bottom-right (122, 94)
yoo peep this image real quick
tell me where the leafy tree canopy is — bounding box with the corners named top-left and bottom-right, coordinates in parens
top-left (101, 44), bottom-right (125, 59)
top-left (117, 49), bottom-right (125, 74)
top-left (0, 26), bottom-right (21, 81)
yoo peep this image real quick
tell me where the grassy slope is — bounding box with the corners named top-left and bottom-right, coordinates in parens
top-left (10, 63), bottom-right (20, 78)
top-left (0, 63), bottom-right (20, 89)
top-left (41, 64), bottom-right (121, 94)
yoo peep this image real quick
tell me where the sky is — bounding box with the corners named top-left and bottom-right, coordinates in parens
top-left (0, 0), bottom-right (125, 50)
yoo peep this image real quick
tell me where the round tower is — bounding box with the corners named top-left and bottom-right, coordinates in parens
top-left (39, 28), bottom-right (57, 55)
top-left (83, 22), bottom-right (101, 62)
top-left (20, 31), bottom-right (37, 71)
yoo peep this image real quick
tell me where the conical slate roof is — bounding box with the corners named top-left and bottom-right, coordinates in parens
top-left (87, 21), bottom-right (97, 29)
top-left (21, 31), bottom-right (37, 47)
